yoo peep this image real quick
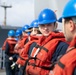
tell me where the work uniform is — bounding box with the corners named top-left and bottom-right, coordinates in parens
top-left (25, 32), bottom-right (69, 75)
top-left (5, 37), bottom-right (17, 75)
top-left (49, 37), bottom-right (76, 75)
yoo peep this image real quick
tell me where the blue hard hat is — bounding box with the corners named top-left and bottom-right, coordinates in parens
top-left (27, 32), bottom-right (31, 35)
top-left (38, 8), bottom-right (57, 25)
top-left (58, 17), bottom-right (62, 23)
top-left (8, 30), bottom-right (15, 37)
top-left (15, 29), bottom-right (22, 37)
top-left (58, 0), bottom-right (76, 22)
top-left (22, 25), bottom-right (30, 32)
top-left (29, 19), bottom-right (38, 28)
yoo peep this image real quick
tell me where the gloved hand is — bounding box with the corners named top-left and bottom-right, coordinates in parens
top-left (11, 62), bottom-right (16, 69)
top-left (9, 57), bottom-right (13, 60)
top-left (18, 64), bottom-right (21, 68)
top-left (11, 62), bottom-right (19, 71)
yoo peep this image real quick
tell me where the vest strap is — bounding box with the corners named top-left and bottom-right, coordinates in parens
top-left (58, 61), bottom-right (65, 69)
top-left (28, 62), bottom-right (55, 70)
top-left (35, 44), bottom-right (48, 52)
top-left (19, 56), bottom-right (25, 60)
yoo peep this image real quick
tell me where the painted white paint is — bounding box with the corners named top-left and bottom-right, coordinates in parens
top-left (34, 0), bottom-right (49, 19)
top-left (34, 0), bottom-right (68, 29)
top-left (48, 0), bottom-right (68, 29)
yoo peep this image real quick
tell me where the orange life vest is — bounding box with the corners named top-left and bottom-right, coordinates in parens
top-left (26, 32), bottom-right (66, 75)
top-left (16, 35), bottom-right (41, 66)
top-left (2, 38), bottom-right (9, 50)
top-left (14, 36), bottom-right (28, 54)
top-left (49, 37), bottom-right (76, 75)
top-left (30, 35), bottom-right (42, 41)
top-left (6, 38), bottom-right (17, 54)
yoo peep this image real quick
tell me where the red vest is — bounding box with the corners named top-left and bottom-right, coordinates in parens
top-left (16, 35), bottom-right (41, 66)
top-left (26, 32), bottom-right (66, 75)
top-left (6, 38), bottom-right (17, 54)
top-left (49, 37), bottom-right (76, 75)
top-left (2, 38), bottom-right (9, 50)
top-left (14, 36), bottom-right (28, 54)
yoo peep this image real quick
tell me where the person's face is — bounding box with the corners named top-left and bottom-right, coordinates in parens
top-left (39, 23), bottom-right (57, 36)
top-left (62, 18), bottom-right (75, 42)
top-left (30, 28), bottom-right (39, 36)
top-left (17, 35), bottom-right (22, 39)
top-left (22, 31), bottom-right (28, 36)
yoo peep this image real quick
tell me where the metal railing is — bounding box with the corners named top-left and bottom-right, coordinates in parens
top-left (0, 48), bottom-right (5, 69)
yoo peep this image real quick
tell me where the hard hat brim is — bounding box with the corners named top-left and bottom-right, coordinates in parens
top-left (58, 17), bottom-right (62, 23)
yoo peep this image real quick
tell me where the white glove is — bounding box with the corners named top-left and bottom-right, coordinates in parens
top-left (11, 62), bottom-right (16, 69)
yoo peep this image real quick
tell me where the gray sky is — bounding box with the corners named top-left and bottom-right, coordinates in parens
top-left (0, 0), bottom-right (68, 29)
top-left (0, 0), bottom-right (34, 27)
